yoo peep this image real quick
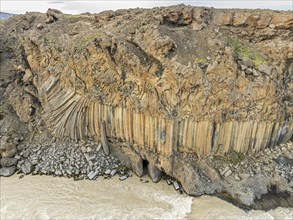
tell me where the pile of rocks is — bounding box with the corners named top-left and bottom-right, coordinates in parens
top-left (0, 135), bottom-right (23, 177)
top-left (1, 138), bottom-right (127, 181)
top-left (213, 142), bottom-right (293, 184)
top-left (237, 59), bottom-right (276, 78)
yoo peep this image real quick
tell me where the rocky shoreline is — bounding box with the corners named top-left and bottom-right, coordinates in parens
top-left (0, 135), bottom-right (184, 188)
top-left (1, 132), bottom-right (292, 210)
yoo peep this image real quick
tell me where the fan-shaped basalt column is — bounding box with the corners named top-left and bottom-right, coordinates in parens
top-left (41, 76), bottom-right (293, 157)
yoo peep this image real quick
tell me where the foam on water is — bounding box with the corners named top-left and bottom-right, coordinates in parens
top-left (1, 174), bottom-right (292, 219)
top-left (0, 174), bottom-right (193, 219)
top-left (187, 195), bottom-right (293, 220)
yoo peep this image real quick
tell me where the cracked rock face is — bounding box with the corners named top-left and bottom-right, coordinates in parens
top-left (3, 6), bottom-right (291, 156)
top-left (0, 5), bottom-right (292, 207)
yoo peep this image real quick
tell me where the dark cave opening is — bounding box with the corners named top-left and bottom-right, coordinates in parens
top-left (142, 159), bottom-right (149, 175)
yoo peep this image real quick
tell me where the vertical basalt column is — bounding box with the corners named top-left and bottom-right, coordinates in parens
top-left (145, 114), bottom-right (150, 149)
top-left (44, 78), bottom-right (293, 157)
top-left (140, 113), bottom-right (145, 148)
top-left (93, 102), bottom-right (100, 138)
top-left (186, 120), bottom-right (194, 152)
top-left (164, 119), bottom-right (174, 156)
top-left (133, 112), bottom-right (139, 147)
top-left (279, 121), bottom-right (293, 144)
top-left (159, 117), bottom-right (166, 153)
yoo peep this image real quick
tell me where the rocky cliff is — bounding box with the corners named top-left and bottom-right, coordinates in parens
top-left (0, 5), bottom-right (292, 208)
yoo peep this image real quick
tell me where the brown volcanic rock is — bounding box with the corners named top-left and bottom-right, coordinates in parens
top-left (0, 5), bottom-right (292, 207)
top-left (1, 5), bottom-right (292, 156)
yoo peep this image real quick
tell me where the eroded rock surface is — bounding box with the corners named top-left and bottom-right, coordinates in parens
top-left (0, 5), bottom-right (292, 209)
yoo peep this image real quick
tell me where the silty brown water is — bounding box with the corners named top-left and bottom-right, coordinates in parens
top-left (1, 174), bottom-right (292, 219)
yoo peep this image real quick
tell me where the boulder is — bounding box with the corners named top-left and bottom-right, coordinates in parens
top-left (242, 59), bottom-right (254, 68)
top-left (0, 142), bottom-right (17, 158)
top-left (162, 7), bottom-right (193, 26)
top-left (81, 146), bottom-right (87, 153)
top-left (172, 158), bottom-right (219, 195)
top-left (173, 181), bottom-right (180, 190)
top-left (119, 175), bottom-right (128, 181)
top-left (104, 169), bottom-right (111, 175)
top-left (271, 15), bottom-right (293, 29)
top-left (110, 144), bottom-right (143, 177)
top-left (0, 158), bottom-right (18, 167)
top-left (88, 170), bottom-right (99, 180)
top-left (232, 12), bottom-right (251, 26)
top-left (245, 68), bottom-right (253, 75)
top-left (0, 166), bottom-right (16, 177)
top-left (147, 162), bottom-right (162, 183)
top-left (256, 16), bottom-right (271, 28)
top-left (110, 169), bottom-right (117, 176)
top-left (46, 8), bottom-right (63, 23)
top-left (258, 64), bottom-right (273, 76)
top-left (21, 162), bottom-right (33, 174)
top-left (252, 69), bottom-right (259, 77)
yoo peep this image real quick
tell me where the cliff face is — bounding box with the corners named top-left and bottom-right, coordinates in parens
top-left (2, 6), bottom-right (292, 155)
top-left (0, 5), bottom-right (292, 207)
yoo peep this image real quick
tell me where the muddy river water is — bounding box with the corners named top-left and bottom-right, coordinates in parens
top-left (1, 174), bottom-right (292, 219)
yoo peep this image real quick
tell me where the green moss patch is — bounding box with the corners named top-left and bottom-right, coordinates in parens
top-left (224, 37), bottom-right (268, 67)
top-left (212, 149), bottom-right (245, 165)
top-left (225, 150), bottom-right (245, 165)
top-left (194, 57), bottom-right (207, 65)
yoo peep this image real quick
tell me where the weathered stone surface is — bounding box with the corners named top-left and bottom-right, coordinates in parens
top-left (275, 155), bottom-right (293, 167)
top-left (119, 175), bottom-right (128, 181)
top-left (110, 145), bottom-right (143, 177)
top-left (101, 121), bottom-right (109, 155)
top-left (110, 169), bottom-right (117, 176)
top-left (21, 162), bottom-right (33, 174)
top-left (88, 170), bottom-right (99, 180)
top-left (104, 169), bottom-right (111, 175)
top-left (5, 81), bottom-right (37, 123)
top-left (258, 64), bottom-right (273, 76)
top-left (147, 162), bottom-right (162, 183)
top-left (0, 166), bottom-right (16, 177)
top-left (232, 12), bottom-right (252, 26)
top-left (271, 15), bottom-right (293, 28)
top-left (162, 6), bottom-right (193, 26)
top-left (173, 181), bottom-right (180, 190)
top-left (23, 69), bottom-right (33, 84)
top-left (46, 8), bottom-right (62, 23)
top-left (0, 142), bottom-right (17, 158)
top-left (0, 158), bottom-right (18, 167)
